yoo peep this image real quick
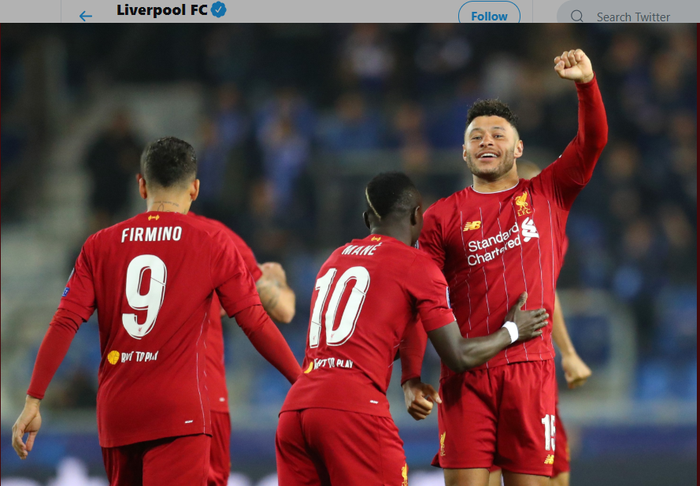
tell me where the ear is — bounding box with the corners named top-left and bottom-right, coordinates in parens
top-left (190, 179), bottom-right (200, 201)
top-left (514, 139), bottom-right (524, 159)
top-left (411, 205), bottom-right (421, 226)
top-left (363, 211), bottom-right (371, 230)
top-left (137, 174), bottom-right (148, 200)
top-left (462, 143), bottom-right (468, 162)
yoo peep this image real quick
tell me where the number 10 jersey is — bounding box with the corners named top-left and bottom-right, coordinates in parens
top-left (281, 234), bottom-right (456, 418)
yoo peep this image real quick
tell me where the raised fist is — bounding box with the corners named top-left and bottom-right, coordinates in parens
top-left (554, 49), bottom-right (594, 84)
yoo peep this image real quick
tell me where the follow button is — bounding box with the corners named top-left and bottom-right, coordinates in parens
top-left (458, 1), bottom-right (522, 23)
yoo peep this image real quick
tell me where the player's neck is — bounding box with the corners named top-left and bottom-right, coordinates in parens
top-left (369, 226), bottom-right (411, 246)
top-left (471, 173), bottom-right (520, 193)
top-left (146, 194), bottom-right (191, 214)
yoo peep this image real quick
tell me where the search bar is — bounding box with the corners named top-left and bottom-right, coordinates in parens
top-left (557, 0), bottom-right (685, 22)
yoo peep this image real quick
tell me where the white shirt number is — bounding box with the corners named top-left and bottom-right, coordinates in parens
top-left (309, 266), bottom-right (370, 348)
top-left (122, 255), bottom-right (167, 340)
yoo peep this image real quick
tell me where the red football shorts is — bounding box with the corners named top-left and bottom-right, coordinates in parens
top-left (432, 360), bottom-right (556, 477)
top-left (102, 434), bottom-right (210, 486)
top-left (208, 411), bottom-right (232, 486)
top-left (552, 402), bottom-right (570, 476)
top-left (488, 377), bottom-right (571, 478)
top-left (276, 408), bottom-right (408, 486)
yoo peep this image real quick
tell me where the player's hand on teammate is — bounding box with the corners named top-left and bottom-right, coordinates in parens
top-left (12, 396), bottom-right (42, 460)
top-left (506, 292), bottom-right (549, 342)
top-left (561, 352), bottom-right (592, 389)
top-left (401, 378), bottom-right (442, 421)
top-left (554, 49), bottom-right (594, 84)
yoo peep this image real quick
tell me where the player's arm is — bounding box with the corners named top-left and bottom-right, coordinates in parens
top-left (13, 241), bottom-right (96, 459)
top-left (399, 208), bottom-right (446, 387)
top-left (255, 262), bottom-right (296, 324)
top-left (223, 228), bottom-right (296, 324)
top-left (399, 317), bottom-right (428, 372)
top-left (545, 49), bottom-right (608, 209)
top-left (212, 233), bottom-right (301, 383)
top-left (399, 317), bottom-right (435, 420)
top-left (233, 304), bottom-right (302, 384)
top-left (427, 292), bottom-right (547, 373)
top-left (551, 291), bottom-right (591, 389)
top-left (12, 309), bottom-right (85, 459)
top-left (398, 319), bottom-right (434, 420)
top-left (402, 293), bottom-right (547, 421)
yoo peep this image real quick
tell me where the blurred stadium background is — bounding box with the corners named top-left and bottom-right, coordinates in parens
top-left (1, 24), bottom-right (696, 485)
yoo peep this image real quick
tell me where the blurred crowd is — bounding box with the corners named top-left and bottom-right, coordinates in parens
top-left (2, 24), bottom-right (696, 410)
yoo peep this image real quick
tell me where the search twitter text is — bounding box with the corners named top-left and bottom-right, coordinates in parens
top-left (597, 11), bottom-right (670, 22)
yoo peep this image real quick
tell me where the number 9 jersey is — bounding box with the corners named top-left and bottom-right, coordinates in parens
top-left (281, 234), bottom-right (456, 418)
top-left (57, 211), bottom-right (262, 448)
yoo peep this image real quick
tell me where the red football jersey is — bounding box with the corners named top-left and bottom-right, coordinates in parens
top-left (418, 77), bottom-right (606, 378)
top-left (281, 235), bottom-right (456, 418)
top-left (189, 212), bottom-right (263, 413)
top-left (58, 211), bottom-right (261, 447)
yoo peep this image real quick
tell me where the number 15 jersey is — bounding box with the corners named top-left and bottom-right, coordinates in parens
top-left (281, 235), bottom-right (456, 418)
top-left (58, 211), bottom-right (261, 447)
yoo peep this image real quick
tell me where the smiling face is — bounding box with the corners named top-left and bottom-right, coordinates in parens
top-left (463, 115), bottom-right (523, 182)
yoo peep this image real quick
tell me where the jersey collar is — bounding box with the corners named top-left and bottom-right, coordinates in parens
top-left (470, 180), bottom-right (521, 194)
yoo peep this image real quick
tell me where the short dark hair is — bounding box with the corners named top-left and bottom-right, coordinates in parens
top-left (466, 99), bottom-right (519, 133)
top-left (365, 172), bottom-right (419, 220)
top-left (140, 137), bottom-right (197, 188)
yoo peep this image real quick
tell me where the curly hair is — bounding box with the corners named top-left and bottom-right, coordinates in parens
top-left (466, 99), bottom-right (519, 133)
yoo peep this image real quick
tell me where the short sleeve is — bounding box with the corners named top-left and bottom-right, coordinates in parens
top-left (210, 230), bottom-right (262, 317)
top-left (418, 205), bottom-right (446, 271)
top-left (57, 237), bottom-right (96, 322)
top-left (408, 255), bottom-right (456, 332)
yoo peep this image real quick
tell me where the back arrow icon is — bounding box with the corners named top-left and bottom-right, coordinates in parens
top-left (79, 11), bottom-right (92, 21)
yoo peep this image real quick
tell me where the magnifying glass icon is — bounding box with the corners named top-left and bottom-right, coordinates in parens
top-left (571, 9), bottom-right (583, 22)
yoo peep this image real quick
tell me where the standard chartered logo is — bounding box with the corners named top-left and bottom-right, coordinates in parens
top-left (521, 217), bottom-right (540, 242)
top-left (466, 218), bottom-right (540, 266)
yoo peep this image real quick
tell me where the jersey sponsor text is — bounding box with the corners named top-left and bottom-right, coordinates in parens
top-left (310, 356), bottom-right (354, 371)
top-left (466, 222), bottom-right (521, 267)
top-left (119, 350), bottom-right (160, 363)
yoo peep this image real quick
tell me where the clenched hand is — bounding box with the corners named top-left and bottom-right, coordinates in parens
top-left (554, 49), bottom-right (594, 84)
top-left (402, 378), bottom-right (442, 421)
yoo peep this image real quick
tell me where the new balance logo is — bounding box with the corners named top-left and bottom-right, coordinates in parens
top-left (521, 217), bottom-right (539, 242)
top-left (463, 221), bottom-right (481, 231)
top-left (544, 455), bottom-right (555, 465)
